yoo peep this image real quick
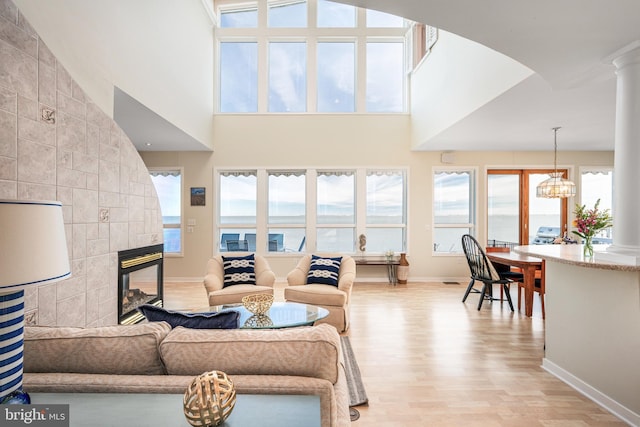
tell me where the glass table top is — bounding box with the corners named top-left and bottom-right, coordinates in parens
top-left (195, 301), bottom-right (329, 329)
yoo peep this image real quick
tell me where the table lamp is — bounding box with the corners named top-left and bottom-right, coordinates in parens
top-left (0, 200), bottom-right (71, 401)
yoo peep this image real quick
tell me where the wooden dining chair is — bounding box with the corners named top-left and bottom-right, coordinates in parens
top-left (517, 259), bottom-right (545, 318)
top-left (461, 235), bottom-right (515, 311)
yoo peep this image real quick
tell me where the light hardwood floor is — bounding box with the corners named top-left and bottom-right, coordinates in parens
top-left (163, 281), bottom-right (626, 426)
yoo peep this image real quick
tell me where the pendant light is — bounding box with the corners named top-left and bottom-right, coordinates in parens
top-left (536, 127), bottom-right (576, 198)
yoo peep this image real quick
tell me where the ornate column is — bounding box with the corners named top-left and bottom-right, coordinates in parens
top-left (601, 42), bottom-right (640, 265)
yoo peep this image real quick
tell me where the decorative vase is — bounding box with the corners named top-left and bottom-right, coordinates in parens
top-left (583, 235), bottom-right (594, 259)
top-left (397, 253), bottom-right (409, 284)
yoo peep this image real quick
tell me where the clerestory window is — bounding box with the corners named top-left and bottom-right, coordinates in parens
top-left (216, 0), bottom-right (412, 114)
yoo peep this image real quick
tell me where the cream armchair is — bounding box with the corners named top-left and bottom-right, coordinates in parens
top-left (284, 254), bottom-right (356, 333)
top-left (203, 254), bottom-right (276, 306)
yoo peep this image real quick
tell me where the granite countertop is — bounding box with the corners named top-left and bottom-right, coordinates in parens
top-left (514, 244), bottom-right (640, 272)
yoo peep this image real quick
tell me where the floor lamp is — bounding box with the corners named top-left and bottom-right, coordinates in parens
top-left (0, 200), bottom-right (71, 401)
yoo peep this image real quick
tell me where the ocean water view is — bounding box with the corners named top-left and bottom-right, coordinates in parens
top-left (162, 214), bottom-right (578, 255)
top-left (435, 214), bottom-right (565, 253)
top-left (162, 215), bottom-right (404, 254)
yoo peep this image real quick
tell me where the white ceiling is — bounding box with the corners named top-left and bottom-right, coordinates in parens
top-left (114, 88), bottom-right (209, 152)
top-left (342, 0), bottom-right (640, 151)
top-left (422, 74), bottom-right (617, 151)
top-left (20, 0), bottom-right (640, 152)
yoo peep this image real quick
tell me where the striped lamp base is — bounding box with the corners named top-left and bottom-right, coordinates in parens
top-left (0, 291), bottom-right (25, 400)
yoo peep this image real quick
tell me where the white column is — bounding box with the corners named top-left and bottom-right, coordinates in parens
top-left (601, 42), bottom-right (640, 265)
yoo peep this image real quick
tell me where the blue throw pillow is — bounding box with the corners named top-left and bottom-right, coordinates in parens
top-left (222, 254), bottom-right (256, 287)
top-left (306, 255), bottom-right (342, 287)
top-left (138, 304), bottom-right (239, 329)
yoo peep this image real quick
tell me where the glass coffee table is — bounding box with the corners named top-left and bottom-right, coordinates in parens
top-left (194, 302), bottom-right (329, 329)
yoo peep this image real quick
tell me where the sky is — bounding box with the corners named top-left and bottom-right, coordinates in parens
top-left (218, 172), bottom-right (404, 221)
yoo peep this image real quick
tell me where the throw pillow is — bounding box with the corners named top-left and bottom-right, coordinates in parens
top-left (222, 253), bottom-right (256, 287)
top-left (138, 304), bottom-right (240, 329)
top-left (306, 255), bottom-right (342, 287)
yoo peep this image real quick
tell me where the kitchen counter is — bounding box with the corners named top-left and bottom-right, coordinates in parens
top-left (513, 244), bottom-right (640, 426)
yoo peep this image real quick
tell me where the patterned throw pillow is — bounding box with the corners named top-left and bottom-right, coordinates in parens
top-left (222, 254), bottom-right (256, 287)
top-left (306, 255), bottom-right (342, 287)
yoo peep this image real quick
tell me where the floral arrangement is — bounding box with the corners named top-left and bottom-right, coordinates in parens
top-left (572, 199), bottom-right (613, 257)
top-left (385, 250), bottom-right (394, 261)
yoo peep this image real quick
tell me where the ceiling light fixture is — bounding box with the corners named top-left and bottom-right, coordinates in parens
top-left (536, 127), bottom-right (576, 198)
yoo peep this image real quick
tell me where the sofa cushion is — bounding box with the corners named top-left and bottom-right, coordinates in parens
top-left (307, 255), bottom-right (342, 287)
top-left (138, 304), bottom-right (240, 329)
top-left (24, 322), bottom-right (170, 375)
top-left (284, 284), bottom-right (347, 307)
top-left (222, 253), bottom-right (256, 287)
top-left (159, 324), bottom-right (341, 384)
top-left (209, 285), bottom-right (273, 306)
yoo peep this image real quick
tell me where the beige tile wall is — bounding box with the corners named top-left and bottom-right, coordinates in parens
top-left (0, 0), bottom-right (163, 327)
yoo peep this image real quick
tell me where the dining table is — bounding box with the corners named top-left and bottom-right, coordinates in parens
top-left (486, 251), bottom-right (543, 317)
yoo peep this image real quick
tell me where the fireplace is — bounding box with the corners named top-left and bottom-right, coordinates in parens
top-left (118, 244), bottom-right (164, 324)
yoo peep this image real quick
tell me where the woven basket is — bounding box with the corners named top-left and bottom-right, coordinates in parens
top-left (242, 294), bottom-right (274, 315)
top-left (183, 371), bottom-right (236, 427)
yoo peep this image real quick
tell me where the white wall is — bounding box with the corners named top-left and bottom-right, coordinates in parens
top-left (142, 114), bottom-right (614, 283)
top-left (411, 30), bottom-right (534, 149)
top-left (14, 0), bottom-right (214, 148)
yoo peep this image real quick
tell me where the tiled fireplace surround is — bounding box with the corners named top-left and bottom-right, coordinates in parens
top-left (0, 0), bottom-right (164, 327)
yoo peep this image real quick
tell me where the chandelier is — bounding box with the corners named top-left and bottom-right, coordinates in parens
top-left (536, 127), bottom-right (576, 198)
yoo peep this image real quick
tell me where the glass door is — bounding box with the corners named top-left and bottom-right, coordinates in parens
top-left (488, 169), bottom-right (569, 247)
top-left (527, 173), bottom-right (563, 244)
top-left (487, 172), bottom-right (520, 248)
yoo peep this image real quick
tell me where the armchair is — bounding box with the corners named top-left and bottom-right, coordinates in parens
top-left (203, 254), bottom-right (276, 306)
top-left (284, 254), bottom-right (356, 333)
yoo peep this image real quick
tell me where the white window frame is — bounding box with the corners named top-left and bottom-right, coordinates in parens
top-left (215, 166), bottom-right (408, 255)
top-left (149, 167), bottom-right (184, 257)
top-left (579, 166), bottom-right (614, 206)
top-left (360, 169), bottom-right (408, 253)
top-left (432, 167), bottom-right (477, 256)
top-left (214, 0), bottom-right (411, 114)
top-left (316, 169), bottom-right (357, 252)
top-left (216, 170), bottom-right (258, 252)
top-left (579, 166), bottom-right (614, 242)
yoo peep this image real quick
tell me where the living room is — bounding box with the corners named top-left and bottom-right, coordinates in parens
top-left (2, 0), bottom-right (639, 425)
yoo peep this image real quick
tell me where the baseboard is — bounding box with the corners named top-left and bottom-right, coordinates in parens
top-left (542, 358), bottom-right (639, 427)
top-left (164, 276), bottom-right (203, 283)
top-left (165, 276), bottom-right (469, 284)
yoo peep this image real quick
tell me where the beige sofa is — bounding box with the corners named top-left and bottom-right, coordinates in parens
top-left (23, 322), bottom-right (350, 427)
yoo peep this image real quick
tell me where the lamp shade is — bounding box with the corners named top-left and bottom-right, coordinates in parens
top-left (536, 172), bottom-right (577, 198)
top-left (0, 200), bottom-right (71, 292)
top-left (535, 127), bottom-right (576, 199)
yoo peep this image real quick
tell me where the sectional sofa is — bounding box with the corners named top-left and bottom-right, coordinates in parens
top-left (22, 322), bottom-right (350, 427)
